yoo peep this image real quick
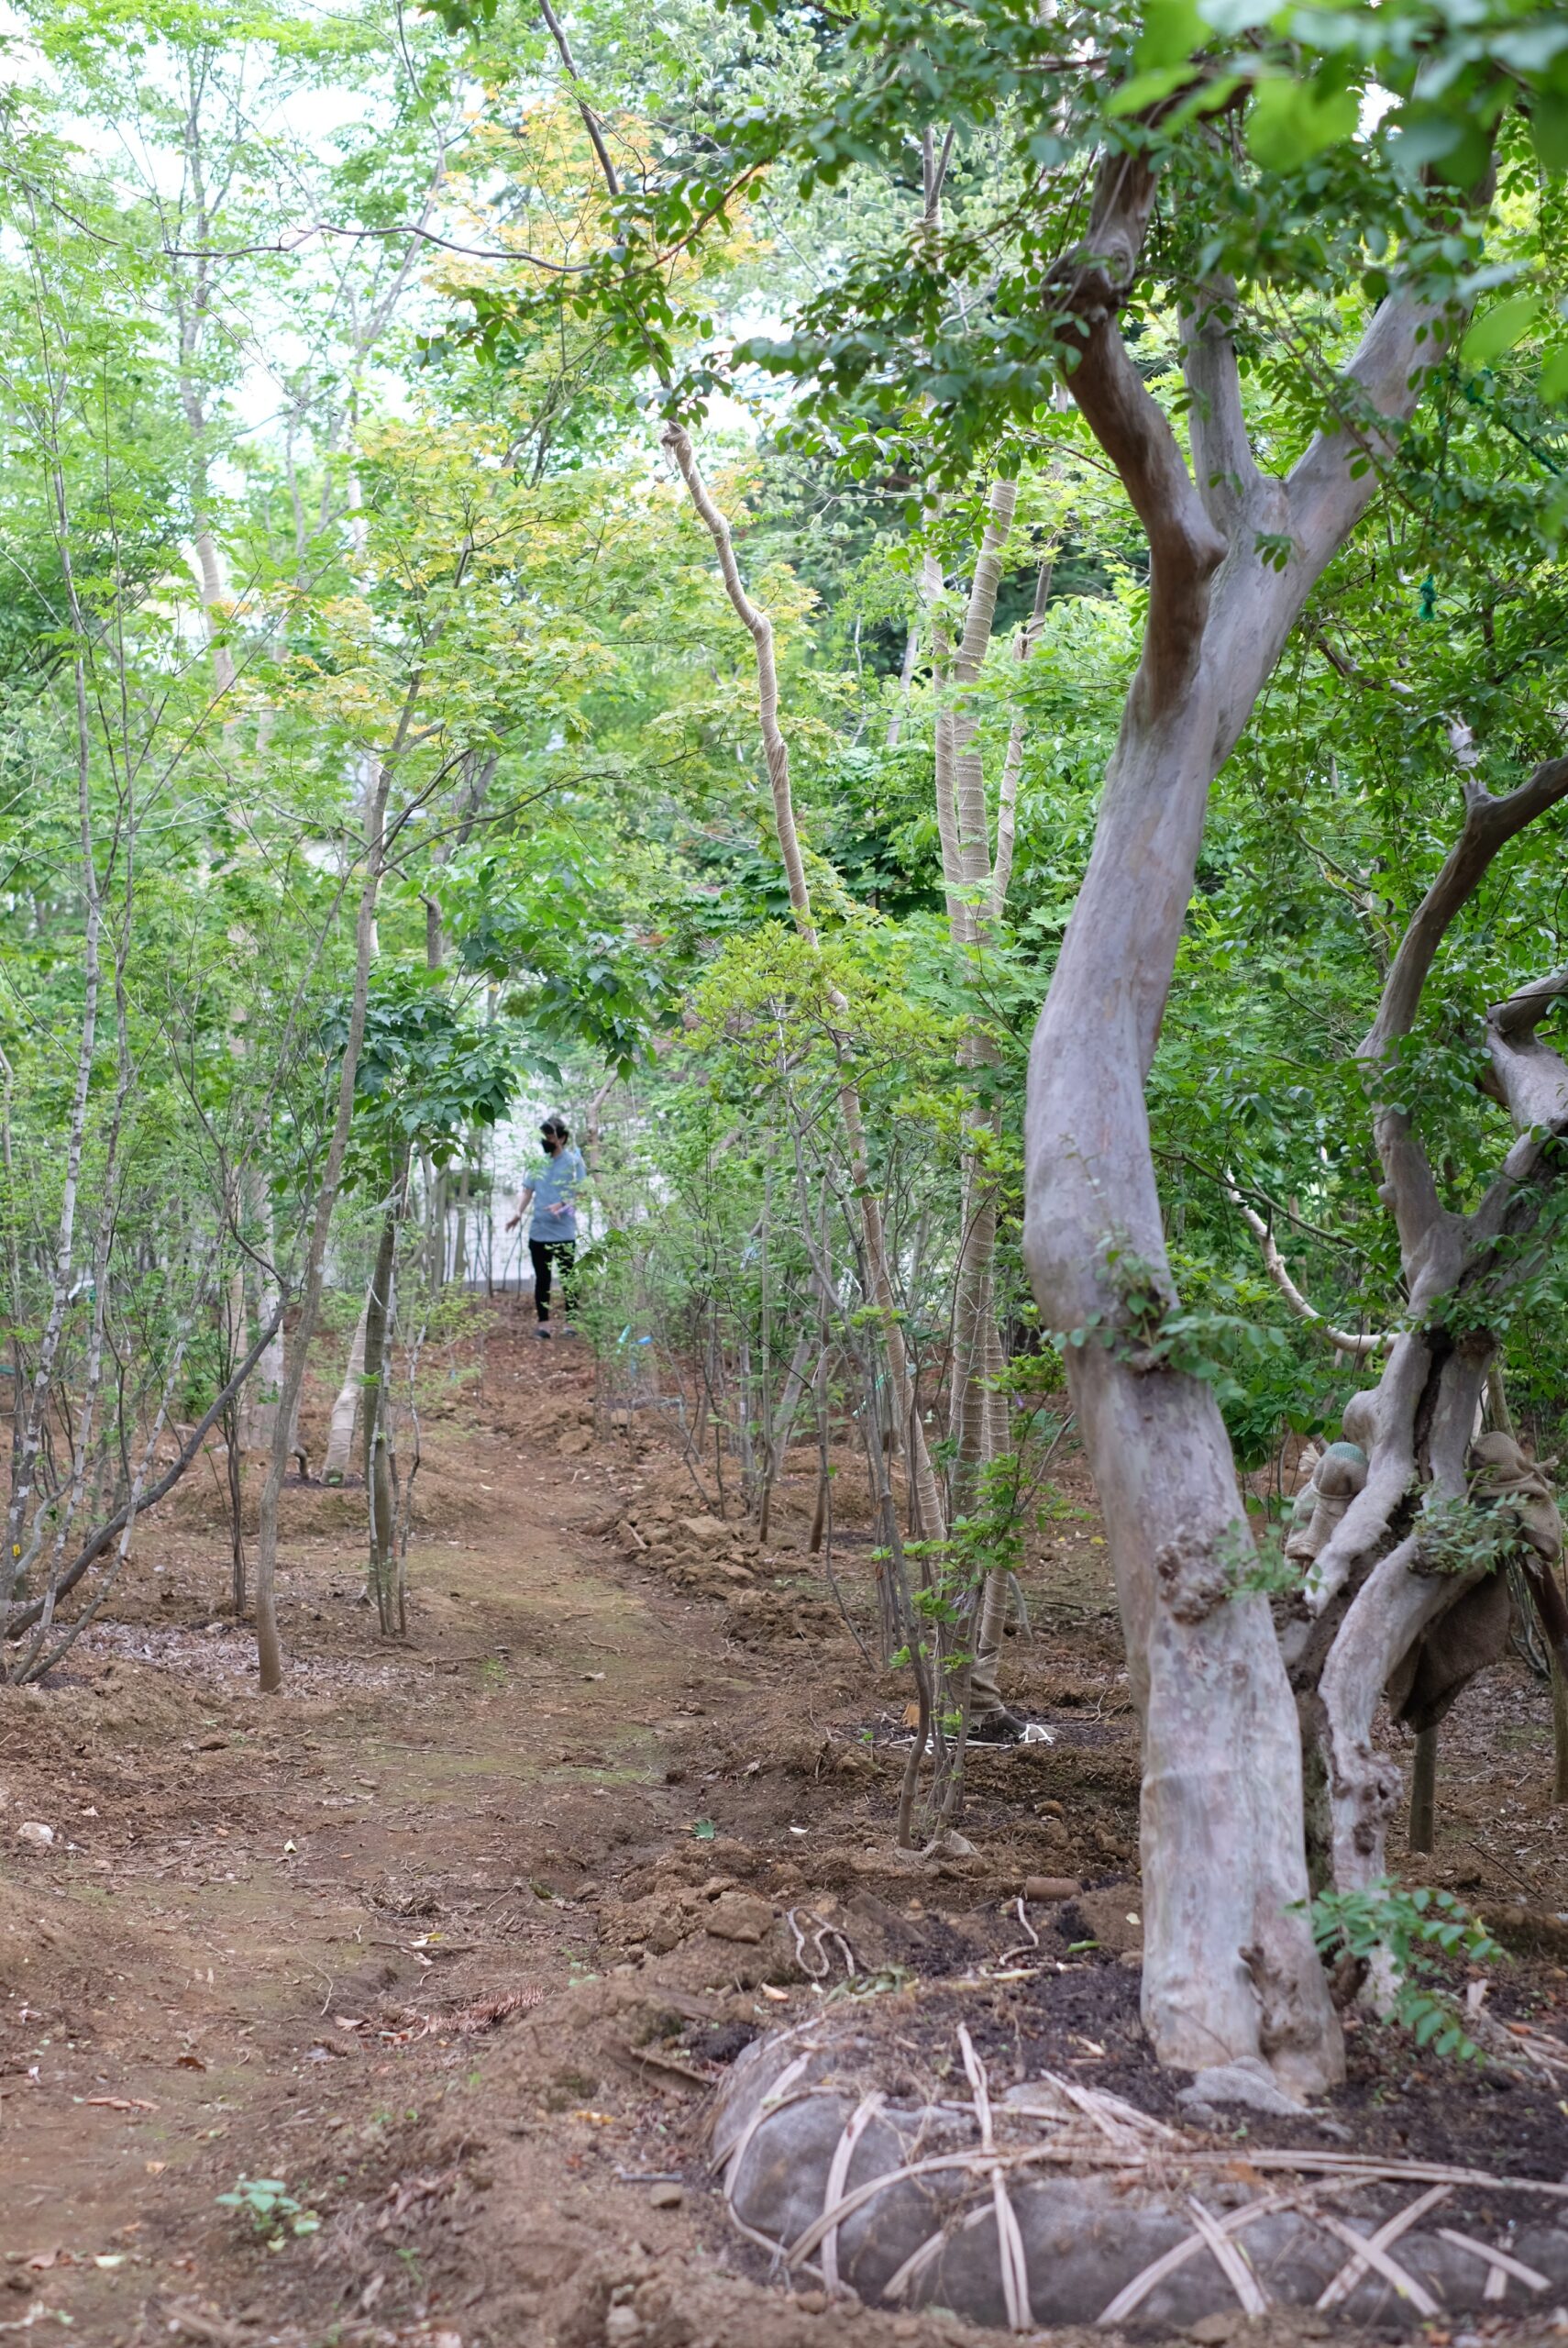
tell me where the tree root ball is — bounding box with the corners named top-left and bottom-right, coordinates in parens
top-left (711, 2022), bottom-right (1568, 2332)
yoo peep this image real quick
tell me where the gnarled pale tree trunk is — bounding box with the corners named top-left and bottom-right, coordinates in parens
top-left (1021, 155), bottom-right (1464, 2088)
top-left (1285, 774), bottom-right (1568, 1900)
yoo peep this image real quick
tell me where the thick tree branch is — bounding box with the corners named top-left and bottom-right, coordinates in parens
top-left (1286, 292), bottom-right (1448, 569)
top-left (1484, 966), bottom-right (1568, 1135)
top-left (1066, 317), bottom-right (1225, 713)
top-left (1072, 146), bottom-right (1161, 308)
top-left (1055, 146), bottom-right (1223, 714)
top-left (1180, 277), bottom-right (1270, 539)
top-left (1360, 751), bottom-right (1568, 1293)
top-left (1299, 1336), bottom-right (1429, 1616)
top-left (1367, 758), bottom-right (1568, 1061)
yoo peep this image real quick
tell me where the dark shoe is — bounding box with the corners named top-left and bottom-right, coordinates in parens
top-left (968, 1706), bottom-right (1028, 1745)
top-left (535, 1324), bottom-right (552, 1339)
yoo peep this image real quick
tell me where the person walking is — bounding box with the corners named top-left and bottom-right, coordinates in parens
top-left (507, 1117), bottom-right (587, 1337)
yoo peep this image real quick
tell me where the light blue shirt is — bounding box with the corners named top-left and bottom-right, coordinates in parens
top-left (527, 1146), bottom-right (586, 1241)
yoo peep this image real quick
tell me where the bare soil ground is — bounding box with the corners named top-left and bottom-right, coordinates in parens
top-left (2, 1301), bottom-right (1566, 2348)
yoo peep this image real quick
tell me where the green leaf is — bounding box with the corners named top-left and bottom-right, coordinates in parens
top-left (1540, 345), bottom-right (1568, 404)
top-left (692, 1818), bottom-right (716, 1841)
top-left (1461, 294), bottom-right (1545, 369)
top-left (1107, 63), bottom-right (1200, 116)
top-left (1245, 77), bottom-right (1359, 171)
top-left (1530, 89), bottom-right (1568, 174)
top-left (1136, 0), bottom-right (1204, 72)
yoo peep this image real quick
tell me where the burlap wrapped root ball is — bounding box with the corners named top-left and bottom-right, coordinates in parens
top-left (711, 2024), bottom-right (1568, 2331)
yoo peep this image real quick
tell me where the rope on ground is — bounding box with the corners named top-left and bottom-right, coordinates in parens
top-left (996, 1896), bottom-right (1040, 1966)
top-left (1184, 2193), bottom-right (1269, 2317)
top-left (787, 1907), bottom-right (857, 1980)
top-left (1437, 2228), bottom-right (1550, 2302)
top-left (1315, 2187), bottom-right (1450, 2318)
top-left (1096, 2193), bottom-right (1301, 2326)
top-left (959, 2023), bottom-right (1033, 2330)
top-left (712, 2051), bottom-right (813, 2187)
top-left (819, 2092), bottom-right (885, 2299)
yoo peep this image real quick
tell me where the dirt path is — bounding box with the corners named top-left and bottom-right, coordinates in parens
top-left (4, 1307), bottom-right (1566, 2348)
top-left (0, 1312), bottom-right (1009, 2347)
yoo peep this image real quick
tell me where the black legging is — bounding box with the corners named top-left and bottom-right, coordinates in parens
top-left (528, 1238), bottom-right (576, 1324)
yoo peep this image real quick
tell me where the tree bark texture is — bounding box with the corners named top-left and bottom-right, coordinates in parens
top-left (1021, 204), bottom-right (1452, 2085)
top-left (1408, 1723), bottom-right (1438, 1855)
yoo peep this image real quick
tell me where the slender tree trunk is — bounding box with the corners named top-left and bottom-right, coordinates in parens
top-left (246, 1170), bottom-right (285, 1452)
top-left (254, 756), bottom-right (393, 1691)
top-left (885, 621), bottom-right (918, 748)
top-left (226, 1396), bottom-right (248, 1616)
top-left (1408, 1724), bottom-right (1438, 1854)
top-left (925, 507), bottom-right (1050, 1722)
top-left (664, 422), bottom-right (944, 1544)
top-left (364, 1196), bottom-right (400, 1631)
top-left (454, 1162), bottom-right (469, 1286)
top-left (2, 631), bottom-right (103, 1615)
top-left (324, 1290), bottom-right (371, 1483)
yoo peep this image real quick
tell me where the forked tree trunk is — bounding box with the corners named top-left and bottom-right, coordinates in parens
top-left (1021, 165), bottom-right (1456, 2086)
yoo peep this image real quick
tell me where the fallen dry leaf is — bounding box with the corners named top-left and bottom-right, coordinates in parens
top-left (87, 2096), bottom-right (159, 2113)
top-left (375, 1988), bottom-right (541, 2043)
top-left (164, 2304), bottom-right (250, 2346)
